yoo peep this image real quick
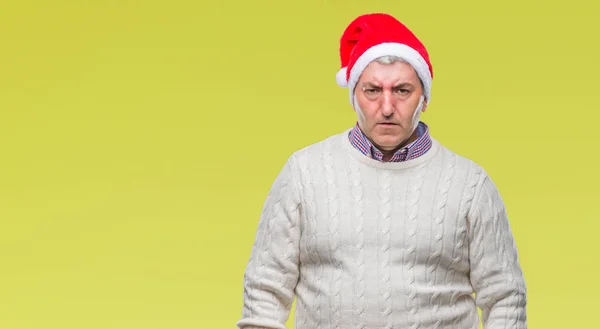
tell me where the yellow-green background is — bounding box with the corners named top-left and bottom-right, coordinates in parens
top-left (1, 0), bottom-right (598, 328)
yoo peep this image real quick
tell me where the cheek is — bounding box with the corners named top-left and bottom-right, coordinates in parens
top-left (355, 97), bottom-right (377, 123)
top-left (392, 100), bottom-right (417, 121)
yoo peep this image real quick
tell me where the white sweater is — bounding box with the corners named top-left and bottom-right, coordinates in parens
top-left (237, 128), bottom-right (527, 329)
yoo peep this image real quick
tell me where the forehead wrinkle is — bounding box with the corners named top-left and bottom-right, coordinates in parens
top-left (392, 81), bottom-right (415, 88)
top-left (358, 62), bottom-right (424, 95)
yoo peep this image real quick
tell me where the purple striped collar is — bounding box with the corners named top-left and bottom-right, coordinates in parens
top-left (348, 121), bottom-right (432, 162)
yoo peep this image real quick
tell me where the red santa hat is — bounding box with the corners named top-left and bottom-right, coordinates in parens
top-left (336, 13), bottom-right (434, 105)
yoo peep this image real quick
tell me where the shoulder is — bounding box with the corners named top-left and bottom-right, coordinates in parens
top-left (433, 139), bottom-right (492, 189)
top-left (433, 139), bottom-right (486, 171)
top-left (287, 129), bottom-right (349, 165)
top-left (434, 140), bottom-right (507, 210)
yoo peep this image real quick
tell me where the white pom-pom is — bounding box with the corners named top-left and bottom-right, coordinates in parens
top-left (336, 67), bottom-right (348, 88)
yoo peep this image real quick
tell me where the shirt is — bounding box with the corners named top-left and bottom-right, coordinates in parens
top-left (348, 121), bottom-right (432, 162)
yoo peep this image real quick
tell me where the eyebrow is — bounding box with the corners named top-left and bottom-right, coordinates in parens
top-left (362, 82), bottom-right (415, 89)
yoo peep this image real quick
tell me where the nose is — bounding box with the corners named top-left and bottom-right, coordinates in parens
top-left (380, 90), bottom-right (394, 117)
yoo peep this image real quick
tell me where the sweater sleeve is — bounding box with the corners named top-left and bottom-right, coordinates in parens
top-left (467, 173), bottom-right (528, 329)
top-left (236, 157), bottom-right (302, 329)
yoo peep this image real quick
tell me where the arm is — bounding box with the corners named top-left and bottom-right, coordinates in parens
top-left (467, 173), bottom-right (527, 328)
top-left (236, 157), bottom-right (302, 329)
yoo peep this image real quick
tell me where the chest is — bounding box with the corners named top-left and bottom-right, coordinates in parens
top-left (296, 166), bottom-right (472, 270)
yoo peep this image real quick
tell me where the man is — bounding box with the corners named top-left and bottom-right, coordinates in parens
top-left (236, 13), bottom-right (527, 329)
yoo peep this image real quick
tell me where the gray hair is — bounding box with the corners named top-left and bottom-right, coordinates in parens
top-left (374, 55), bottom-right (424, 91)
top-left (375, 55), bottom-right (406, 65)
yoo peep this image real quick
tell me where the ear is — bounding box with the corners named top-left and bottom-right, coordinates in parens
top-left (421, 99), bottom-right (428, 112)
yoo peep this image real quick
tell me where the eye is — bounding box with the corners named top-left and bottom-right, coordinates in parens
top-left (364, 88), bottom-right (379, 94)
top-left (394, 89), bottom-right (410, 94)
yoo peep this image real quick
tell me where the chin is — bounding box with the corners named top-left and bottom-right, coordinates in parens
top-left (374, 136), bottom-right (404, 149)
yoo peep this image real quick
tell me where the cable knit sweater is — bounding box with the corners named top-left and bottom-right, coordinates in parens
top-left (237, 128), bottom-right (527, 329)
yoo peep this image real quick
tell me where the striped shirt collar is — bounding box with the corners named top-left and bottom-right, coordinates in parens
top-left (348, 121), bottom-right (432, 162)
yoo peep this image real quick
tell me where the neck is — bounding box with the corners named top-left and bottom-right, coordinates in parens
top-left (343, 127), bottom-right (440, 170)
top-left (370, 127), bottom-right (420, 160)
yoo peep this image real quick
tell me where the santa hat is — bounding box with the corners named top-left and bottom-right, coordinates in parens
top-left (336, 13), bottom-right (433, 105)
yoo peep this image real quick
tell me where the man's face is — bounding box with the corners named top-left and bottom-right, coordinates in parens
top-left (353, 60), bottom-right (427, 152)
